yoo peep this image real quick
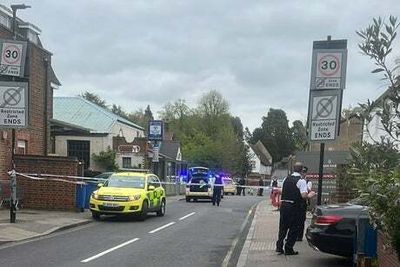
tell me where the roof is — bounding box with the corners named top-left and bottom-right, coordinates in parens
top-left (294, 151), bottom-right (351, 173)
top-left (249, 141), bottom-right (273, 166)
top-left (159, 140), bottom-right (181, 160)
top-left (53, 97), bottom-right (144, 134)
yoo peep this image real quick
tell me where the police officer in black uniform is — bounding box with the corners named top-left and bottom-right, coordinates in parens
top-left (275, 162), bottom-right (316, 255)
top-left (212, 174), bottom-right (223, 206)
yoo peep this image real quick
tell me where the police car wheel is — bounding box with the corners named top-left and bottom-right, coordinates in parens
top-left (157, 199), bottom-right (166, 216)
top-left (138, 201), bottom-right (148, 221)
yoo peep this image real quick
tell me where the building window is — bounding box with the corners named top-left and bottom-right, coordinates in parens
top-left (16, 140), bottom-right (27, 154)
top-left (67, 140), bottom-right (90, 169)
top-left (122, 157), bottom-right (131, 168)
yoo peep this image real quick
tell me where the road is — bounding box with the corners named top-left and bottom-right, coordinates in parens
top-left (0, 195), bottom-right (354, 267)
top-left (0, 196), bottom-right (260, 267)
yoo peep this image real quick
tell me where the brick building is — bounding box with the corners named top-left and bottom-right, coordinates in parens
top-left (0, 5), bottom-right (61, 179)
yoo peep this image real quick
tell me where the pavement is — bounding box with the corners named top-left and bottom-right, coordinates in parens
top-left (237, 200), bottom-right (352, 267)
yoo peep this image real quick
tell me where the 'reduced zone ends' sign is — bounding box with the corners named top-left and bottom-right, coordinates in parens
top-left (0, 82), bottom-right (28, 129)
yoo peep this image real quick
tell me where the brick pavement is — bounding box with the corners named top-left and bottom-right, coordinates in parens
top-left (237, 200), bottom-right (352, 267)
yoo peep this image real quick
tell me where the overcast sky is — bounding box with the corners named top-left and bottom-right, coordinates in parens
top-left (3, 0), bottom-right (399, 131)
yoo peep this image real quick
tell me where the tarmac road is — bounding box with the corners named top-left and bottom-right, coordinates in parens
top-left (0, 195), bottom-right (260, 267)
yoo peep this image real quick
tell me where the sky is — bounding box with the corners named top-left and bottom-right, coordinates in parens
top-left (2, 0), bottom-right (399, 131)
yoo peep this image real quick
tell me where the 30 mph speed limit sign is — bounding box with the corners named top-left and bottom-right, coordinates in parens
top-left (0, 39), bottom-right (27, 77)
top-left (310, 45), bottom-right (347, 90)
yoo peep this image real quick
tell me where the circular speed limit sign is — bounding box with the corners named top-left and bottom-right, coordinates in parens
top-left (1, 43), bottom-right (22, 65)
top-left (317, 53), bottom-right (341, 77)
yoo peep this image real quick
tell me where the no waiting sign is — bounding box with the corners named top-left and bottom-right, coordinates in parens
top-left (310, 39), bottom-right (347, 90)
top-left (0, 39), bottom-right (27, 77)
top-left (0, 81), bottom-right (29, 129)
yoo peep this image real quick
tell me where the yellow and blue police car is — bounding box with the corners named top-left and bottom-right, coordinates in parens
top-left (89, 171), bottom-right (166, 221)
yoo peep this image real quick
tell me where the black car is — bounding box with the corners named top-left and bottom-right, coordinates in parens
top-left (306, 200), bottom-right (368, 257)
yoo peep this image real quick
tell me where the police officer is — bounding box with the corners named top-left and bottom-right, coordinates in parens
top-left (212, 174), bottom-right (223, 206)
top-left (275, 162), bottom-right (316, 255)
top-left (297, 166), bottom-right (311, 241)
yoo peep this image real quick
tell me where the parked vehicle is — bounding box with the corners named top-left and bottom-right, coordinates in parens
top-left (94, 172), bottom-right (114, 179)
top-left (89, 171), bottom-right (166, 221)
top-left (185, 171), bottom-right (213, 202)
top-left (222, 177), bottom-right (236, 195)
top-left (306, 199), bottom-right (367, 257)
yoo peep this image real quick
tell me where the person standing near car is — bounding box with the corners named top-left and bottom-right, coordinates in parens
top-left (297, 166), bottom-right (310, 241)
top-left (276, 162), bottom-right (316, 255)
top-left (212, 174), bottom-right (223, 206)
top-left (238, 177), bottom-right (246, 196)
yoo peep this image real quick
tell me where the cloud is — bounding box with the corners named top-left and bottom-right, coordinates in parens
top-left (3, 0), bottom-right (400, 131)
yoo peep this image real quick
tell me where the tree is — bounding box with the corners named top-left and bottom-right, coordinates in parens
top-left (160, 90), bottom-right (251, 176)
top-left (251, 108), bottom-right (294, 162)
top-left (128, 108), bottom-right (146, 127)
top-left (111, 104), bottom-right (128, 118)
top-left (357, 15), bottom-right (400, 144)
top-left (80, 91), bottom-right (107, 108)
top-left (197, 89), bottom-right (229, 118)
top-left (92, 147), bottom-right (118, 171)
top-left (354, 15), bottom-right (400, 259)
top-left (291, 120), bottom-right (308, 151)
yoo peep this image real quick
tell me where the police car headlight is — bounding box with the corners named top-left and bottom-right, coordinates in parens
top-left (128, 195), bottom-right (141, 201)
top-left (91, 192), bottom-right (99, 200)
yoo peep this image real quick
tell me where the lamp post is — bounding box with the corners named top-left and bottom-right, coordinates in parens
top-left (8, 4), bottom-right (30, 223)
top-left (11, 4), bottom-right (31, 39)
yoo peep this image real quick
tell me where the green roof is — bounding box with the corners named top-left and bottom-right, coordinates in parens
top-left (53, 97), bottom-right (144, 134)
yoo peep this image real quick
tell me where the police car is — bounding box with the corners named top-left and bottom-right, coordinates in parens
top-left (89, 171), bottom-right (166, 221)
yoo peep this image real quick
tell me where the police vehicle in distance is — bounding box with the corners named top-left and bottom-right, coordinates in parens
top-left (185, 167), bottom-right (213, 202)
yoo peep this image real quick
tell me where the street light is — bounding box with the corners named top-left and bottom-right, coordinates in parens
top-left (8, 3), bottom-right (30, 223)
top-left (11, 4), bottom-right (31, 39)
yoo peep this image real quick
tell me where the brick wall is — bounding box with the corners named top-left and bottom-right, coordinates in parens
top-left (378, 231), bottom-right (400, 267)
top-left (0, 24), bottom-right (54, 180)
top-left (15, 155), bottom-right (79, 210)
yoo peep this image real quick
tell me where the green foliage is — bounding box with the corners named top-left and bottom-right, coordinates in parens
top-left (291, 120), bottom-right (308, 151)
top-left (348, 141), bottom-right (400, 259)
top-left (80, 91), bottom-right (107, 108)
top-left (158, 90), bottom-right (251, 176)
top-left (250, 108), bottom-right (300, 162)
top-left (356, 15), bottom-right (400, 259)
top-left (92, 147), bottom-right (118, 171)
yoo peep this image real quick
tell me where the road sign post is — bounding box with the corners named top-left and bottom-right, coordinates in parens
top-left (148, 120), bottom-right (164, 174)
top-left (307, 36), bottom-right (347, 205)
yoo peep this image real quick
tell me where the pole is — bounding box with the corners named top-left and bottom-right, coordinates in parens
top-left (8, 4), bottom-right (30, 223)
top-left (317, 143), bottom-right (325, 205)
top-left (9, 6), bottom-right (18, 224)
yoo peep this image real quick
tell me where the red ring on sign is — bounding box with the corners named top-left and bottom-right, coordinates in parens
top-left (2, 44), bottom-right (21, 64)
top-left (318, 54), bottom-right (340, 77)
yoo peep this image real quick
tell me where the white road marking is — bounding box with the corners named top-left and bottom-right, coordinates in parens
top-left (148, 222), bottom-right (176, 234)
top-left (179, 212), bottom-right (196, 221)
top-left (81, 238), bottom-right (140, 263)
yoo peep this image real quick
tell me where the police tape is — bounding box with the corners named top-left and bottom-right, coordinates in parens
top-left (16, 173), bottom-right (109, 185)
top-left (15, 172), bottom-right (276, 191)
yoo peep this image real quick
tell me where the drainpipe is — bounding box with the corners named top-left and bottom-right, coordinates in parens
top-left (43, 57), bottom-right (49, 155)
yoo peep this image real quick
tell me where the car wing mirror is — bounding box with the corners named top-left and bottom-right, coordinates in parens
top-left (148, 185), bottom-right (155, 191)
top-left (97, 183), bottom-right (104, 188)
